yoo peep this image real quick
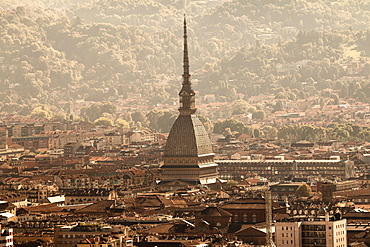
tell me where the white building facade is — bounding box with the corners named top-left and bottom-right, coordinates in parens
top-left (275, 214), bottom-right (347, 247)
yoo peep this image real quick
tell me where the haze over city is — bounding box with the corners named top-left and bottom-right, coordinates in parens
top-left (0, 0), bottom-right (370, 246)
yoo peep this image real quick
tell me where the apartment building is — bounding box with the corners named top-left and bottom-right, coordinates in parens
top-left (275, 214), bottom-right (347, 247)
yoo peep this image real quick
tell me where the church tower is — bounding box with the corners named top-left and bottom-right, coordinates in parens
top-left (159, 16), bottom-right (218, 188)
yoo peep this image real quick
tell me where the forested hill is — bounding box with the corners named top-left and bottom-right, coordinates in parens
top-left (1, 0), bottom-right (370, 123)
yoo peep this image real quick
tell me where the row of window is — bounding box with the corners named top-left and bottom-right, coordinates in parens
top-left (281, 233), bottom-right (293, 237)
top-left (336, 223), bottom-right (345, 229)
top-left (302, 225), bottom-right (326, 231)
top-left (336, 230), bottom-right (345, 236)
top-left (233, 214), bottom-right (257, 223)
top-left (336, 237), bottom-right (345, 243)
top-left (302, 232), bottom-right (325, 238)
top-left (281, 240), bottom-right (293, 245)
top-left (302, 239), bottom-right (326, 244)
top-left (281, 226), bottom-right (293, 231)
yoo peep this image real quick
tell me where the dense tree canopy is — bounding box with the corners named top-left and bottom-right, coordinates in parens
top-left (80, 101), bottom-right (116, 122)
top-left (2, 1), bottom-right (370, 110)
top-left (2, 0), bottom-right (370, 137)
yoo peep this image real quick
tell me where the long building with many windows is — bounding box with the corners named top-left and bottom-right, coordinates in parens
top-left (216, 159), bottom-right (355, 181)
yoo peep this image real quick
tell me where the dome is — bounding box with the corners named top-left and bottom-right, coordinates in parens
top-left (164, 115), bottom-right (213, 157)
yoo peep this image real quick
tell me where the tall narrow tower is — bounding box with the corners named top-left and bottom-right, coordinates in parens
top-left (159, 16), bottom-right (218, 188)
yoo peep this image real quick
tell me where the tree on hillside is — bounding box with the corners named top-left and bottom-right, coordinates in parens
top-left (29, 106), bottom-right (52, 119)
top-left (157, 111), bottom-right (177, 133)
top-left (80, 101), bottom-right (116, 122)
top-left (52, 111), bottom-right (67, 121)
top-left (296, 183), bottom-right (312, 197)
top-left (131, 110), bottom-right (148, 126)
top-left (231, 99), bottom-right (250, 115)
top-left (213, 119), bottom-right (245, 134)
top-left (146, 110), bottom-right (177, 132)
top-left (115, 118), bottom-right (130, 128)
top-left (252, 110), bottom-right (265, 120)
top-left (94, 117), bottom-right (113, 126)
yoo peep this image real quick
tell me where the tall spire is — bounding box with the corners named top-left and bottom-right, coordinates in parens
top-left (183, 14), bottom-right (190, 86)
top-left (179, 15), bottom-right (196, 115)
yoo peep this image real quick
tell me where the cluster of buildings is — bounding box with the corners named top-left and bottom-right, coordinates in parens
top-left (1, 18), bottom-right (370, 247)
top-left (0, 122), bottom-right (159, 152)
